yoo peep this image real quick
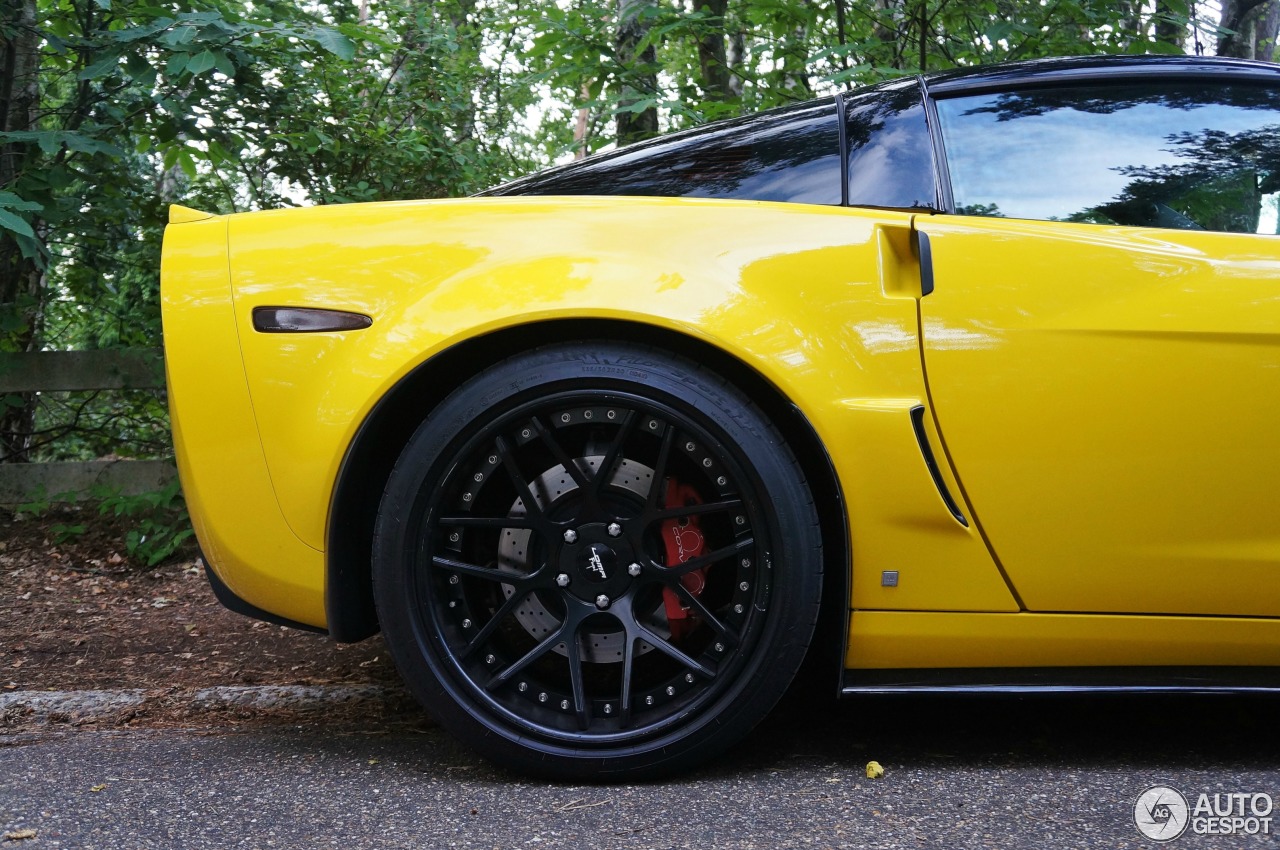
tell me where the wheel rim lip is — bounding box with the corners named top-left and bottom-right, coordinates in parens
top-left (401, 385), bottom-right (780, 749)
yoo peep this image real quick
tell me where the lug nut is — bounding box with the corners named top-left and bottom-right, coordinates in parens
top-left (563, 529), bottom-right (578, 543)
top-left (607, 522), bottom-right (622, 537)
top-left (628, 563), bottom-right (642, 577)
top-left (595, 594), bottom-right (611, 609)
top-left (556, 573), bottom-right (571, 587)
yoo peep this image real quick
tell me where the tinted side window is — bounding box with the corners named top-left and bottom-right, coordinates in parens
top-left (936, 82), bottom-right (1280, 233)
top-left (844, 84), bottom-right (936, 209)
top-left (490, 101), bottom-right (842, 205)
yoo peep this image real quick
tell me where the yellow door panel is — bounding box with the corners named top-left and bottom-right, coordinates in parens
top-left (917, 216), bottom-right (1280, 616)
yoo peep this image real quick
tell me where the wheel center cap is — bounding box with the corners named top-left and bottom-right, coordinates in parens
top-left (581, 543), bottom-right (617, 584)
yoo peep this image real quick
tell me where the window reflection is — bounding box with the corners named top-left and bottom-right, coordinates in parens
top-left (491, 102), bottom-right (842, 206)
top-left (937, 83), bottom-right (1280, 234)
top-left (844, 84), bottom-right (936, 210)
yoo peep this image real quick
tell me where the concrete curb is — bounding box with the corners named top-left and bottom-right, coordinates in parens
top-left (0, 684), bottom-right (406, 723)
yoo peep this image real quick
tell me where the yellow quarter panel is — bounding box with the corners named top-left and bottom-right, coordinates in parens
top-left (161, 217), bottom-right (326, 627)
top-left (220, 198), bottom-right (1015, 616)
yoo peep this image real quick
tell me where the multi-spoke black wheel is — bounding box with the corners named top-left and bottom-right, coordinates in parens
top-left (372, 344), bottom-right (822, 779)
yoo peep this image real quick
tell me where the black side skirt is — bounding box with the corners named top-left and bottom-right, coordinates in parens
top-left (842, 666), bottom-right (1280, 695)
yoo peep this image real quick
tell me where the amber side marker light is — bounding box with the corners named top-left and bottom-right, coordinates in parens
top-left (252, 307), bottom-right (373, 333)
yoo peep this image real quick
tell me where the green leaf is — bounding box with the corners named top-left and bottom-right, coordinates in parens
top-left (313, 26), bottom-right (356, 60)
top-left (92, 0), bottom-right (111, 9)
top-left (166, 52), bottom-right (189, 77)
top-left (0, 192), bottom-right (42, 213)
top-left (79, 54), bottom-right (121, 80)
top-left (212, 50), bottom-right (235, 78)
top-left (0, 209), bottom-right (35, 239)
top-left (185, 49), bottom-right (216, 76)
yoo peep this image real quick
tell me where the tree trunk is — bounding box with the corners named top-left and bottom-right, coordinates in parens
top-left (616, 0), bottom-right (659, 145)
top-left (1154, 0), bottom-right (1188, 50)
top-left (694, 0), bottom-right (732, 102)
top-left (1218, 0), bottom-right (1280, 59)
top-left (0, 0), bottom-right (43, 463)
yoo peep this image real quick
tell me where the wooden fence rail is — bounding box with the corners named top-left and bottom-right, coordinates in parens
top-left (0, 349), bottom-right (176, 504)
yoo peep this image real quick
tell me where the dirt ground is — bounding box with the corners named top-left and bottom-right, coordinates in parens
top-left (0, 505), bottom-right (421, 731)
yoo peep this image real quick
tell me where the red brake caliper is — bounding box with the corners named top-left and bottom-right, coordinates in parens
top-left (660, 479), bottom-right (708, 640)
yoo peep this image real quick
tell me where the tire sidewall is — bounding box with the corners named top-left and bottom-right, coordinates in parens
top-left (373, 343), bottom-right (821, 779)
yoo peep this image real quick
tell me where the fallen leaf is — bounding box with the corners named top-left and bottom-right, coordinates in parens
top-left (90, 783), bottom-right (107, 792)
top-left (3, 828), bottom-right (37, 840)
top-left (865, 760), bottom-right (885, 779)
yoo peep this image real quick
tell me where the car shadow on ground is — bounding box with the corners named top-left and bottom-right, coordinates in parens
top-left (726, 690), bottom-right (1280, 776)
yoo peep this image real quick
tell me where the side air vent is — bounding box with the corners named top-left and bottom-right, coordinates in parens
top-left (910, 405), bottom-right (968, 527)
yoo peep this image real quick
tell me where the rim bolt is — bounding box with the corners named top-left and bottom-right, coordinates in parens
top-left (628, 563), bottom-right (642, 577)
top-left (603, 703), bottom-right (613, 715)
top-left (485, 654), bottom-right (495, 664)
top-left (735, 515), bottom-right (745, 525)
top-left (556, 573), bottom-right (571, 587)
top-left (714, 642), bottom-right (725, 653)
top-left (717, 476), bottom-right (727, 486)
top-left (462, 619), bottom-right (472, 628)
top-left (685, 673), bottom-right (694, 683)
top-left (734, 604), bottom-right (744, 614)
top-left (518, 681), bottom-right (528, 692)
top-left (448, 575), bottom-right (459, 585)
top-left (740, 581), bottom-right (749, 591)
top-left (538, 692), bottom-right (548, 703)
top-left (449, 532), bottom-right (459, 542)
top-left (685, 441), bottom-right (695, 451)
top-left (607, 522), bottom-right (622, 537)
top-left (560, 699), bottom-right (570, 710)
top-left (563, 529), bottom-right (578, 544)
top-left (595, 594), bottom-right (611, 610)
top-left (666, 685), bottom-right (676, 696)
top-left (741, 557), bottom-right (751, 568)
top-left (645, 695), bottom-right (655, 706)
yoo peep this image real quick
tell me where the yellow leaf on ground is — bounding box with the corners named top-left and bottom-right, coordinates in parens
top-left (90, 784), bottom-right (107, 792)
top-left (865, 760), bottom-right (885, 779)
top-left (3, 829), bottom-right (37, 840)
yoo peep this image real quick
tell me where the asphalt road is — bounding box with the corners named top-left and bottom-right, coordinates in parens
top-left (3, 691), bottom-right (1279, 849)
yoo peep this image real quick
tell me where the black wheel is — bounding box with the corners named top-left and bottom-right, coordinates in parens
top-left (372, 343), bottom-right (822, 780)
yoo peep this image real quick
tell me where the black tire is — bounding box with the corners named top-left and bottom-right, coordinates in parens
top-left (372, 343), bottom-right (822, 780)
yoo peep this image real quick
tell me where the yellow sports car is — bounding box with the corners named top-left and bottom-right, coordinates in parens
top-left (161, 55), bottom-right (1280, 779)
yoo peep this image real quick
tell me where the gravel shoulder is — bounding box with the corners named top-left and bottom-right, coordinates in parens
top-left (0, 506), bottom-right (420, 732)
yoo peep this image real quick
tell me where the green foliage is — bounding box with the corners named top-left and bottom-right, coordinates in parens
top-left (0, 0), bottom-right (1270, 474)
top-left (15, 479), bottom-right (195, 567)
top-left (96, 479), bottom-right (195, 567)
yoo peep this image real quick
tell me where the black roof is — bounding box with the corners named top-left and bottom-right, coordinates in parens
top-left (923, 54), bottom-right (1280, 94)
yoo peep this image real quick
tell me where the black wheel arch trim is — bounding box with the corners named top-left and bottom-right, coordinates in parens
top-left (325, 319), bottom-right (851, 670)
